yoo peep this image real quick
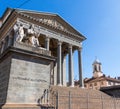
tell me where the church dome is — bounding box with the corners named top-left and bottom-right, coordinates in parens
top-left (93, 58), bottom-right (101, 65)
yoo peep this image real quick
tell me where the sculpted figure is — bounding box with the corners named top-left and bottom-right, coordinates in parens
top-left (31, 35), bottom-right (40, 47)
top-left (17, 24), bottom-right (25, 42)
top-left (27, 24), bottom-right (40, 47)
top-left (27, 25), bottom-right (35, 36)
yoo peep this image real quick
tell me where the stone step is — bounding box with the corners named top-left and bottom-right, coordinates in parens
top-left (49, 86), bottom-right (115, 109)
top-left (1, 104), bottom-right (40, 109)
top-left (50, 86), bottom-right (111, 98)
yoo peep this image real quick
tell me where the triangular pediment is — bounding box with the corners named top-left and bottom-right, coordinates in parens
top-left (15, 9), bottom-right (86, 39)
top-left (0, 8), bottom-right (86, 41)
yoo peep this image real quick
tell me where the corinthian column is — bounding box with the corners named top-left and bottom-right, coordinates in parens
top-left (45, 36), bottom-right (50, 50)
top-left (8, 34), bottom-right (13, 47)
top-left (78, 47), bottom-right (84, 87)
top-left (1, 40), bottom-right (5, 54)
top-left (68, 44), bottom-right (74, 87)
top-left (57, 41), bottom-right (62, 86)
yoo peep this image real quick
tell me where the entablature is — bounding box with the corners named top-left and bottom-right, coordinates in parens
top-left (15, 19), bottom-right (82, 48)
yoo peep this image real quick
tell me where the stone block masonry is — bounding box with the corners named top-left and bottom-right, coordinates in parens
top-left (0, 55), bottom-right (11, 107)
top-left (7, 53), bottom-right (51, 104)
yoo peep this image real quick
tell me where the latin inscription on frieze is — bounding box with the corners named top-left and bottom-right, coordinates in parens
top-left (12, 76), bottom-right (47, 83)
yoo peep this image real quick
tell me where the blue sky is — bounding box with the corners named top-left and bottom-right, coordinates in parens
top-left (0, 0), bottom-right (120, 79)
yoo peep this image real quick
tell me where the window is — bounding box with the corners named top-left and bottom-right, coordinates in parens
top-left (101, 82), bottom-right (104, 85)
top-left (108, 81), bottom-right (111, 85)
top-left (89, 84), bottom-right (92, 87)
top-left (94, 82), bottom-right (97, 86)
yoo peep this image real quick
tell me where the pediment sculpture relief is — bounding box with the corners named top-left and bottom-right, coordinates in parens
top-left (40, 18), bottom-right (67, 31)
top-left (14, 23), bottom-right (40, 47)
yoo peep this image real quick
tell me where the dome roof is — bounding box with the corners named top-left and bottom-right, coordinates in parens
top-left (93, 58), bottom-right (101, 64)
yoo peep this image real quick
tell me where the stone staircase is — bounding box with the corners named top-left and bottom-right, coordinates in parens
top-left (46, 86), bottom-right (120, 109)
top-left (3, 86), bottom-right (119, 109)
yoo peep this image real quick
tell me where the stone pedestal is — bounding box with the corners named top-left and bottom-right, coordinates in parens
top-left (0, 46), bottom-right (55, 108)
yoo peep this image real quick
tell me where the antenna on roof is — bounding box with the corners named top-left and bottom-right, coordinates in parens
top-left (95, 56), bottom-right (97, 60)
top-left (17, 0), bottom-right (31, 8)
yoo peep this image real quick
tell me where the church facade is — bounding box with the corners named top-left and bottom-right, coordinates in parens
top-left (0, 8), bottom-right (86, 107)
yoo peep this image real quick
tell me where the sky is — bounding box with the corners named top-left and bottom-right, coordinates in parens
top-left (0, 0), bottom-right (120, 79)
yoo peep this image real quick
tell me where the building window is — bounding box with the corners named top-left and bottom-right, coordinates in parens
top-left (94, 82), bottom-right (97, 86)
top-left (108, 81), bottom-right (111, 85)
top-left (89, 84), bottom-right (92, 87)
top-left (95, 87), bottom-right (98, 90)
top-left (101, 82), bottom-right (104, 85)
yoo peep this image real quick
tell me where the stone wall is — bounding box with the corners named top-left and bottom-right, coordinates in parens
top-left (0, 55), bottom-right (11, 106)
top-left (6, 53), bottom-right (52, 104)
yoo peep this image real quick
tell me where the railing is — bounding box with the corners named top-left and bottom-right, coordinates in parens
top-left (38, 89), bottom-right (50, 104)
top-left (39, 89), bottom-right (120, 109)
top-left (54, 91), bottom-right (120, 109)
top-left (38, 89), bottom-right (57, 109)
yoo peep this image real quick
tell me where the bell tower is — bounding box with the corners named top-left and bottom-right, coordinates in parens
top-left (92, 58), bottom-right (103, 78)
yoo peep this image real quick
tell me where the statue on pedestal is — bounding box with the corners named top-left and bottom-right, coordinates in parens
top-left (17, 24), bottom-right (25, 42)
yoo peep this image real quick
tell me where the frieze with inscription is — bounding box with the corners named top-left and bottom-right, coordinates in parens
top-left (12, 76), bottom-right (47, 83)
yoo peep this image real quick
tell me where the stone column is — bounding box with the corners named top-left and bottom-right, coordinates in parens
top-left (68, 44), bottom-right (74, 87)
top-left (78, 47), bottom-right (84, 87)
top-left (45, 37), bottom-right (50, 50)
top-left (8, 35), bottom-right (13, 47)
top-left (0, 43), bottom-right (2, 54)
top-left (57, 41), bottom-right (62, 86)
top-left (1, 40), bottom-right (5, 54)
top-left (62, 55), bottom-right (66, 86)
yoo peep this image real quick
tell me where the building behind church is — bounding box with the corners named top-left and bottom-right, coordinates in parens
top-left (83, 59), bottom-right (120, 90)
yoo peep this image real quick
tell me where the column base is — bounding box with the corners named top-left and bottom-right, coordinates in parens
top-left (80, 86), bottom-right (84, 88)
top-left (69, 84), bottom-right (74, 87)
top-left (57, 83), bottom-right (62, 86)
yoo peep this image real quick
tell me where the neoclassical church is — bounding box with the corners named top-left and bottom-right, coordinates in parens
top-left (0, 8), bottom-right (120, 109)
top-left (0, 8), bottom-right (86, 108)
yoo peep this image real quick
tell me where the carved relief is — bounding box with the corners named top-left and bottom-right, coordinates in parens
top-left (40, 18), bottom-right (67, 31)
top-left (14, 22), bottom-right (40, 47)
top-left (27, 24), bottom-right (40, 47)
top-left (17, 24), bottom-right (25, 42)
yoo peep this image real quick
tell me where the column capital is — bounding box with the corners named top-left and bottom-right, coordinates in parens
top-left (2, 39), bottom-right (5, 43)
top-left (9, 34), bottom-right (14, 38)
top-left (45, 36), bottom-right (50, 41)
top-left (78, 47), bottom-right (82, 51)
top-left (57, 40), bottom-right (62, 45)
top-left (68, 44), bottom-right (72, 49)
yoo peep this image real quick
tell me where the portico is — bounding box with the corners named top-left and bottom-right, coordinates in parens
top-left (0, 9), bottom-right (86, 88)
